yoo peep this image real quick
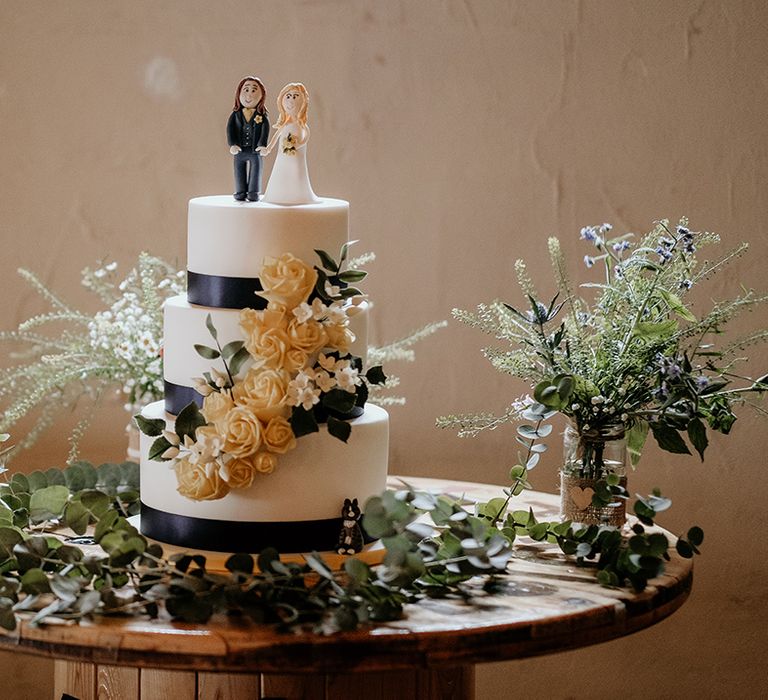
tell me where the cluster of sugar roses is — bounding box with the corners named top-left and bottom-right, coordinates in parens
top-left (137, 248), bottom-right (385, 501)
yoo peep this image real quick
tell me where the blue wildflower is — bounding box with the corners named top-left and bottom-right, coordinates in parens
top-left (676, 225), bottom-right (690, 236)
top-left (696, 375), bottom-right (709, 389)
top-left (679, 279), bottom-right (693, 290)
top-left (580, 226), bottom-right (597, 242)
top-left (600, 223), bottom-right (613, 234)
top-left (584, 255), bottom-right (595, 268)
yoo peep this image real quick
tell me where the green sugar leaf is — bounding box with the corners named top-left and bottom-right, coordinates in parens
top-left (327, 416), bottom-right (352, 443)
top-left (365, 365), bottom-right (386, 386)
top-left (314, 249), bottom-right (339, 273)
top-left (229, 346), bottom-right (251, 377)
top-left (221, 340), bottom-right (244, 360)
top-left (134, 414), bottom-right (165, 437)
top-left (174, 401), bottom-right (207, 442)
top-left (148, 436), bottom-right (173, 462)
top-left (194, 344), bottom-right (220, 360)
top-left (290, 407), bottom-right (319, 438)
top-left (205, 313), bottom-right (218, 340)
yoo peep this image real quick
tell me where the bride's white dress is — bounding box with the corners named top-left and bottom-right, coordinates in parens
top-left (263, 122), bottom-right (319, 205)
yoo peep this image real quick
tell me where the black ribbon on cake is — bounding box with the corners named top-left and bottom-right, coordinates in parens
top-left (187, 270), bottom-right (268, 310)
top-left (164, 380), bottom-right (203, 416)
top-left (139, 502), bottom-right (376, 553)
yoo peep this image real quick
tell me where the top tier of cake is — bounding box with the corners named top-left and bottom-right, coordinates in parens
top-left (187, 195), bottom-right (349, 309)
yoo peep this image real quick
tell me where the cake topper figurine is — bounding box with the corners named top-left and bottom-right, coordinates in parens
top-left (227, 76), bottom-right (269, 202)
top-left (261, 83), bottom-right (319, 205)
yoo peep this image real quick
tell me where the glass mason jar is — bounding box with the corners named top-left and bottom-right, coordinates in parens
top-left (560, 422), bottom-right (628, 527)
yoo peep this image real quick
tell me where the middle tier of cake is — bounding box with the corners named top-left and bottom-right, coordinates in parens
top-left (162, 295), bottom-right (370, 416)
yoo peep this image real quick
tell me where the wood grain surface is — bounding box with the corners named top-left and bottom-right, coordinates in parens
top-left (1, 477), bottom-right (693, 679)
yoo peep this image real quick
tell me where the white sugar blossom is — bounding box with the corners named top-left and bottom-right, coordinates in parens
top-left (192, 377), bottom-right (214, 397)
top-left (293, 302), bottom-right (313, 323)
top-left (325, 301), bottom-right (348, 325)
top-left (314, 369), bottom-right (337, 393)
top-left (325, 281), bottom-right (341, 297)
top-left (211, 368), bottom-right (229, 388)
top-left (311, 298), bottom-right (328, 320)
top-left (336, 364), bottom-right (361, 393)
top-left (317, 353), bottom-right (337, 372)
top-left (287, 384), bottom-right (321, 411)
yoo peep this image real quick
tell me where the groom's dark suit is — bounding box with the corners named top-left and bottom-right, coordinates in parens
top-left (227, 110), bottom-right (270, 200)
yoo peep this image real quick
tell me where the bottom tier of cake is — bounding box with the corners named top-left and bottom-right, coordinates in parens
top-left (138, 400), bottom-right (389, 553)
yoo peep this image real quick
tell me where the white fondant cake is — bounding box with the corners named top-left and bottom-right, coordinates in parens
top-left (140, 401), bottom-right (388, 522)
top-left (187, 196), bottom-right (348, 278)
top-left (138, 195), bottom-right (390, 554)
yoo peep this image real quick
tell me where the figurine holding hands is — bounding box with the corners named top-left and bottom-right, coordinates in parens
top-left (227, 76), bottom-right (269, 201)
top-left (261, 83), bottom-right (318, 205)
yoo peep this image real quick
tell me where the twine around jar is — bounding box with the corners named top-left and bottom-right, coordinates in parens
top-left (560, 471), bottom-right (627, 527)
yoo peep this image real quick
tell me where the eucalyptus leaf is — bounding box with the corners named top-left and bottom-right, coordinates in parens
top-left (225, 553), bottom-right (255, 575)
top-left (687, 526), bottom-right (704, 546)
top-left (20, 568), bottom-right (50, 595)
top-left (29, 485), bottom-right (70, 523)
top-left (26, 471), bottom-right (48, 492)
top-left (64, 501), bottom-right (90, 535)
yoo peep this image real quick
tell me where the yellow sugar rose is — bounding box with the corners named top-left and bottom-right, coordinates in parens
top-left (324, 323), bottom-right (356, 354)
top-left (240, 307), bottom-right (292, 369)
top-left (287, 317), bottom-right (328, 355)
top-left (247, 327), bottom-right (293, 369)
top-left (202, 390), bottom-right (235, 430)
top-left (259, 253), bottom-right (318, 308)
top-left (263, 416), bottom-right (297, 454)
top-left (222, 406), bottom-right (263, 458)
top-left (284, 347), bottom-right (309, 373)
top-left (221, 456), bottom-right (258, 490)
top-left (253, 451), bottom-right (278, 474)
top-left (233, 367), bottom-right (290, 420)
top-left (174, 457), bottom-right (230, 501)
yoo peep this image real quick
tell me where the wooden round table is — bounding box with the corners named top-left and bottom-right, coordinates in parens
top-left (0, 477), bottom-right (693, 700)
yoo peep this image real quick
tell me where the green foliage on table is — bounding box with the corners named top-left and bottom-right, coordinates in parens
top-left (0, 459), bottom-right (701, 634)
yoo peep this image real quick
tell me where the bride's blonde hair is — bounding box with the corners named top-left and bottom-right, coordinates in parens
top-left (273, 83), bottom-right (309, 129)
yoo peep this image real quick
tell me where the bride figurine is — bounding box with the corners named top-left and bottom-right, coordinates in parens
top-left (259, 83), bottom-right (319, 205)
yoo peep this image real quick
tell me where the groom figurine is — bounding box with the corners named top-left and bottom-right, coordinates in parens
top-left (227, 76), bottom-right (269, 201)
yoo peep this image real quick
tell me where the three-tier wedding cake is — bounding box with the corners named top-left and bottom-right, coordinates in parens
top-left (136, 80), bottom-right (389, 554)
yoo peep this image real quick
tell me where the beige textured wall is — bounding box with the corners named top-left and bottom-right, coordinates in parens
top-left (1, 1), bottom-right (767, 698)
